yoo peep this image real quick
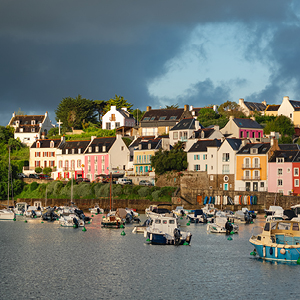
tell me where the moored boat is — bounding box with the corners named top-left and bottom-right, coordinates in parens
top-left (249, 220), bottom-right (300, 263)
top-left (207, 215), bottom-right (239, 234)
top-left (0, 209), bottom-right (16, 220)
top-left (144, 215), bottom-right (192, 245)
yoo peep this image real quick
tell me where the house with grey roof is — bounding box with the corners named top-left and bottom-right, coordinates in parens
top-left (169, 118), bottom-right (202, 146)
top-left (139, 105), bottom-right (194, 136)
top-left (265, 104), bottom-right (280, 117)
top-left (8, 111), bottom-right (53, 146)
top-left (238, 98), bottom-right (267, 116)
top-left (220, 116), bottom-right (264, 139)
top-left (102, 105), bottom-right (136, 130)
top-left (277, 96), bottom-right (300, 126)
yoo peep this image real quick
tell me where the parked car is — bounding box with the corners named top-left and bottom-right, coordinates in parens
top-left (17, 173), bottom-right (28, 178)
top-left (139, 180), bottom-right (153, 186)
top-left (29, 174), bottom-right (39, 179)
top-left (116, 178), bottom-right (132, 185)
top-left (38, 174), bottom-right (52, 180)
top-left (76, 178), bottom-right (90, 183)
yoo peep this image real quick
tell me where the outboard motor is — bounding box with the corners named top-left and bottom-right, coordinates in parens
top-left (125, 213), bottom-right (133, 223)
top-left (180, 209), bottom-right (185, 216)
top-left (174, 228), bottom-right (182, 245)
top-left (97, 208), bottom-right (100, 214)
top-left (31, 210), bottom-right (36, 218)
top-left (73, 217), bottom-right (79, 228)
top-left (203, 213), bottom-right (208, 224)
top-left (244, 212), bottom-right (251, 224)
top-left (225, 219), bottom-right (233, 234)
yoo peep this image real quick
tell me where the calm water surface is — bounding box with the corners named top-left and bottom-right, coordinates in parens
top-left (0, 214), bottom-right (299, 299)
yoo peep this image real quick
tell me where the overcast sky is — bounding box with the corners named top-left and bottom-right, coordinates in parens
top-left (1, 0), bottom-right (300, 126)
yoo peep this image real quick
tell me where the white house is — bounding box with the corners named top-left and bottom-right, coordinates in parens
top-left (8, 112), bottom-right (54, 146)
top-left (277, 96), bottom-right (300, 126)
top-left (102, 106), bottom-right (136, 130)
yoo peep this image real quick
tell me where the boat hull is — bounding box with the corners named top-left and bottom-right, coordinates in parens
top-left (250, 241), bottom-right (300, 262)
top-left (146, 232), bottom-right (192, 245)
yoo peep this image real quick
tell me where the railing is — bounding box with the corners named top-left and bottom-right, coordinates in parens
top-left (242, 176), bottom-right (261, 180)
top-left (242, 164), bottom-right (261, 169)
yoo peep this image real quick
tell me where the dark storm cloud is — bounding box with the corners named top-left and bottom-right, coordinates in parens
top-left (0, 0), bottom-right (297, 125)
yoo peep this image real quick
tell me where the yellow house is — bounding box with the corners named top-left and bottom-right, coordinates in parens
top-left (133, 137), bottom-right (170, 175)
top-left (235, 143), bottom-right (270, 192)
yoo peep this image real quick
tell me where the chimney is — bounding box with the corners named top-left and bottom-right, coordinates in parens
top-left (239, 98), bottom-right (244, 106)
top-left (213, 105), bottom-right (218, 112)
top-left (45, 111), bottom-right (48, 117)
top-left (250, 116), bottom-right (256, 121)
top-left (242, 139), bottom-right (248, 147)
top-left (262, 100), bottom-right (267, 106)
top-left (283, 96), bottom-right (289, 102)
top-left (184, 104), bottom-right (189, 111)
top-left (13, 112), bottom-right (16, 118)
top-left (121, 107), bottom-right (127, 111)
top-left (60, 135), bottom-right (65, 143)
top-left (147, 106), bottom-right (152, 112)
top-left (111, 105), bottom-right (117, 111)
top-left (195, 120), bottom-right (200, 131)
top-left (229, 115), bottom-right (234, 121)
top-left (189, 105), bottom-right (194, 111)
top-left (214, 125), bottom-right (220, 131)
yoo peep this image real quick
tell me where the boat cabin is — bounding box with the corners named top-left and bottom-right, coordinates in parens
top-left (149, 216), bottom-right (178, 235)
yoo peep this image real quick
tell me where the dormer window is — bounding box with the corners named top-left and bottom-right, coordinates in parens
top-left (89, 147), bottom-right (92, 153)
top-left (72, 149), bottom-right (75, 154)
top-left (201, 131), bottom-right (205, 139)
top-left (31, 120), bottom-right (36, 125)
top-left (102, 146), bottom-right (106, 152)
top-left (31, 128), bottom-right (35, 132)
top-left (78, 148), bottom-right (81, 154)
top-left (37, 141), bottom-right (40, 148)
top-left (250, 148), bottom-right (258, 154)
top-left (148, 143), bottom-right (151, 149)
top-left (20, 128), bottom-right (23, 132)
top-left (50, 141), bottom-right (54, 148)
top-left (276, 157), bottom-right (284, 163)
top-left (66, 149), bottom-right (68, 154)
top-left (95, 146), bottom-right (99, 152)
top-left (159, 116), bottom-right (166, 120)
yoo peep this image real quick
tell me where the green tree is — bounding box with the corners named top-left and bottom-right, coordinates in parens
top-left (218, 101), bottom-right (245, 118)
top-left (103, 95), bottom-right (133, 114)
top-left (35, 167), bottom-right (42, 174)
top-left (197, 108), bottom-right (219, 125)
top-left (55, 94), bottom-right (97, 130)
top-left (43, 167), bottom-right (52, 176)
top-left (151, 147), bottom-right (187, 175)
top-left (165, 104), bottom-right (179, 109)
top-left (93, 100), bottom-right (106, 123)
top-left (264, 115), bottom-right (295, 137)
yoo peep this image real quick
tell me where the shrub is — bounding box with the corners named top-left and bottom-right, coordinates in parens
top-left (113, 184), bottom-right (123, 196)
top-left (138, 187), bottom-right (151, 198)
top-left (53, 181), bottom-right (64, 196)
top-left (35, 167), bottom-right (42, 174)
top-left (152, 190), bottom-right (161, 200)
top-left (30, 181), bottom-right (39, 191)
top-left (123, 185), bottom-right (133, 195)
top-left (94, 183), bottom-right (104, 198)
top-left (77, 182), bottom-right (93, 198)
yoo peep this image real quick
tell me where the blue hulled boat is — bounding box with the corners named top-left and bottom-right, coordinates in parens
top-left (249, 220), bottom-right (300, 263)
top-left (144, 215), bottom-right (192, 245)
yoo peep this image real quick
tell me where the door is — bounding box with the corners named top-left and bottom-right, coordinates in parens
top-left (224, 183), bottom-right (228, 191)
top-left (253, 182), bottom-right (258, 192)
top-left (246, 182), bottom-right (251, 191)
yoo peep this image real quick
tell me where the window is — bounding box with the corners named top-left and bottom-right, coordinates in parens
top-left (253, 158), bottom-right (259, 168)
top-left (37, 142), bottom-right (40, 148)
top-left (294, 168), bottom-right (299, 176)
top-left (20, 128), bottom-right (23, 132)
top-left (115, 122), bottom-right (120, 128)
top-left (89, 147), bottom-right (92, 153)
top-left (173, 132), bottom-right (178, 139)
top-left (59, 160), bottom-right (63, 168)
top-left (106, 123), bottom-right (111, 130)
top-left (31, 128), bottom-right (35, 132)
top-left (287, 168), bottom-right (291, 173)
top-left (78, 148), bottom-right (81, 154)
top-left (260, 182), bottom-right (264, 188)
top-left (254, 170), bottom-right (259, 179)
top-left (194, 165), bottom-right (200, 171)
top-left (194, 155), bottom-right (200, 160)
top-left (222, 153), bottom-right (229, 162)
top-left (276, 157), bottom-right (284, 163)
top-left (203, 154), bottom-right (207, 160)
top-left (71, 160), bottom-right (75, 170)
top-left (244, 158), bottom-right (250, 168)
top-left (110, 114), bottom-right (116, 121)
top-left (121, 146), bottom-right (124, 151)
top-left (143, 117), bottom-right (150, 121)
top-left (50, 141), bottom-right (54, 148)
top-left (222, 164), bottom-right (230, 174)
top-left (159, 116), bottom-right (166, 120)
top-left (77, 160), bottom-right (81, 168)
top-left (295, 179), bottom-right (299, 187)
top-left (72, 149), bottom-right (75, 154)
top-left (244, 170), bottom-right (250, 179)
top-left (95, 146), bottom-right (99, 152)
top-left (170, 116), bottom-right (177, 120)
top-left (36, 152), bottom-right (40, 157)
top-left (102, 156), bottom-right (105, 163)
top-left (65, 149), bottom-right (68, 154)
top-left (290, 113), bottom-right (293, 118)
top-left (31, 120), bottom-right (36, 125)
top-left (65, 160), bottom-right (69, 169)
top-left (278, 179), bottom-right (283, 186)
top-left (150, 117), bottom-right (155, 121)
top-left (278, 168), bottom-right (283, 175)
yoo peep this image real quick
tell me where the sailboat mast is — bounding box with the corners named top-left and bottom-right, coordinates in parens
top-left (110, 172), bottom-right (112, 211)
top-left (7, 146), bottom-right (10, 207)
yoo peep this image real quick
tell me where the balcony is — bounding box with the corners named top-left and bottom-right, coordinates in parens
top-left (242, 176), bottom-right (261, 181)
top-left (242, 164), bottom-right (261, 169)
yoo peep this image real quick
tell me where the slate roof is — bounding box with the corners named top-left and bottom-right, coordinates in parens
top-left (128, 136), bottom-right (155, 148)
top-left (31, 139), bottom-right (61, 148)
top-left (193, 128), bottom-right (214, 139)
top-left (59, 140), bottom-right (91, 154)
top-left (244, 101), bottom-right (266, 112)
top-left (233, 118), bottom-right (263, 129)
top-left (117, 109), bottom-right (135, 119)
top-left (236, 143), bottom-right (270, 155)
top-left (141, 108), bottom-right (184, 122)
top-left (170, 118), bottom-right (203, 131)
top-left (278, 144), bottom-right (300, 151)
top-left (226, 138), bottom-right (243, 151)
top-left (265, 105), bottom-right (280, 112)
top-left (188, 139), bottom-right (221, 153)
top-left (9, 114), bottom-right (45, 133)
top-left (289, 100), bottom-right (300, 111)
top-left (86, 137), bottom-right (117, 154)
top-left (136, 138), bottom-right (162, 150)
top-left (269, 150), bottom-right (300, 163)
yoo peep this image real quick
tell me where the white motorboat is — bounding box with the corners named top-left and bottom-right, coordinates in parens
top-left (59, 214), bottom-right (84, 227)
top-left (144, 215), bottom-right (192, 245)
top-left (0, 209), bottom-right (15, 220)
top-left (207, 215), bottom-right (239, 234)
top-left (172, 206), bottom-right (186, 217)
top-left (132, 218), bottom-right (151, 233)
top-left (186, 209), bottom-right (211, 223)
top-left (202, 204), bottom-right (218, 217)
top-left (14, 202), bottom-right (28, 216)
top-left (228, 208), bottom-right (256, 224)
top-left (24, 206), bottom-right (42, 218)
top-left (89, 204), bottom-right (104, 214)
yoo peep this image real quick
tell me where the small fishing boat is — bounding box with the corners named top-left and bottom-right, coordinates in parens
top-left (101, 213), bottom-right (125, 228)
top-left (144, 215), bottom-right (192, 245)
top-left (202, 204), bottom-right (218, 217)
top-left (0, 209), bottom-right (16, 220)
top-left (59, 214), bottom-right (84, 227)
top-left (207, 214), bottom-right (239, 234)
top-left (24, 206), bottom-right (42, 218)
top-left (172, 206), bottom-right (185, 217)
top-left (89, 204), bottom-right (104, 214)
top-left (14, 202), bottom-right (28, 216)
top-left (249, 220), bottom-right (300, 263)
top-left (186, 209), bottom-right (210, 223)
top-left (228, 208), bottom-right (256, 224)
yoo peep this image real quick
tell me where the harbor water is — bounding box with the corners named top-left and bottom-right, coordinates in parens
top-left (0, 214), bottom-right (299, 299)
